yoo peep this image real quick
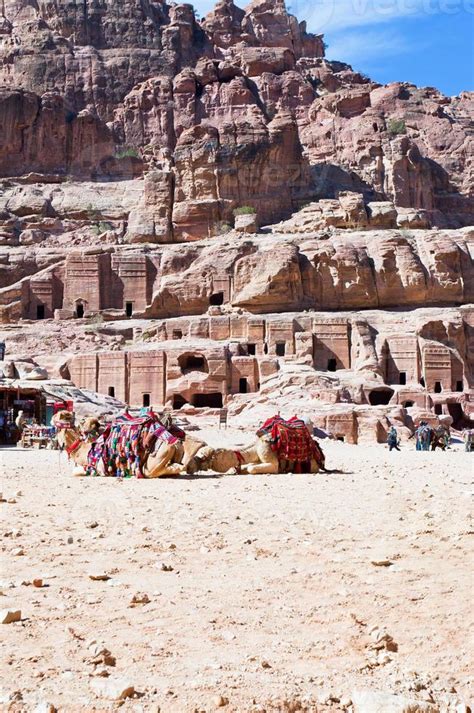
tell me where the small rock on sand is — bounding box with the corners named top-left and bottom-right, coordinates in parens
top-left (130, 592), bottom-right (150, 605)
top-left (1, 609), bottom-right (21, 624)
top-left (89, 573), bottom-right (111, 581)
top-left (212, 694), bottom-right (229, 707)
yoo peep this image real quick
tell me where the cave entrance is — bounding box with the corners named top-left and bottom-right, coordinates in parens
top-left (178, 354), bottom-right (208, 374)
top-left (239, 378), bottom-right (248, 394)
top-left (276, 342), bottom-right (286, 357)
top-left (209, 292), bottom-right (224, 306)
top-left (192, 393), bottom-right (223, 409)
top-left (173, 394), bottom-right (188, 409)
top-left (403, 400), bottom-right (414, 408)
top-left (247, 344), bottom-right (256, 356)
top-left (447, 403), bottom-right (469, 430)
top-left (399, 371), bottom-right (407, 385)
top-left (327, 358), bottom-right (337, 372)
top-left (456, 381), bottom-right (464, 392)
top-left (434, 404), bottom-right (443, 415)
top-left (108, 386), bottom-right (115, 398)
top-left (368, 388), bottom-right (394, 406)
top-left (142, 393), bottom-right (151, 408)
top-left (434, 381), bottom-right (442, 393)
top-left (76, 304), bottom-right (85, 319)
top-left (36, 304), bottom-right (45, 320)
top-left (125, 302), bottom-right (133, 318)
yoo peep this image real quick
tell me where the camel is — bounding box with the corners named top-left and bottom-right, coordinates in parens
top-left (195, 432), bottom-right (321, 475)
top-left (53, 411), bottom-right (207, 478)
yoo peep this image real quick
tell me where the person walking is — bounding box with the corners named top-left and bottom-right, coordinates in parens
top-left (387, 426), bottom-right (401, 452)
top-left (463, 428), bottom-right (474, 452)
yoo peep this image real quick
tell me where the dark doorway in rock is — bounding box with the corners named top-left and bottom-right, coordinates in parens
top-left (125, 302), bottom-right (133, 318)
top-left (108, 387), bottom-right (115, 398)
top-left (36, 304), bottom-right (45, 320)
top-left (276, 342), bottom-right (286, 357)
top-left (76, 304), bottom-right (85, 318)
top-left (247, 344), bottom-right (256, 356)
top-left (209, 292), bottom-right (224, 306)
top-left (264, 343), bottom-right (269, 355)
top-left (399, 371), bottom-right (407, 385)
top-left (239, 378), bottom-right (248, 394)
top-left (403, 400), bottom-right (414, 408)
top-left (447, 402), bottom-right (468, 429)
top-left (173, 394), bottom-right (188, 409)
top-left (434, 381), bottom-right (442, 393)
top-left (143, 393), bottom-right (150, 408)
top-left (172, 330), bottom-right (183, 340)
top-left (336, 436), bottom-right (345, 442)
top-left (192, 393), bottom-right (223, 408)
top-left (179, 354), bottom-right (208, 373)
top-left (434, 404), bottom-right (443, 415)
top-left (368, 388), bottom-right (394, 406)
top-left (327, 358), bottom-right (337, 372)
top-left (456, 380), bottom-right (464, 392)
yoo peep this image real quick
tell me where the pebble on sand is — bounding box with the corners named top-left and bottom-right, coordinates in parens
top-left (212, 694), bottom-right (229, 707)
top-left (89, 573), bottom-right (111, 581)
top-left (160, 563), bottom-right (174, 572)
top-left (1, 609), bottom-right (21, 624)
top-left (130, 592), bottom-right (151, 605)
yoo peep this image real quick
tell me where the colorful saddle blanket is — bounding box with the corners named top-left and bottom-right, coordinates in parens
top-left (260, 415), bottom-right (325, 469)
top-left (87, 412), bottom-right (185, 478)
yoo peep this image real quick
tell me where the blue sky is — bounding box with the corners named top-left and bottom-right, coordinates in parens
top-left (193, 0), bottom-right (474, 96)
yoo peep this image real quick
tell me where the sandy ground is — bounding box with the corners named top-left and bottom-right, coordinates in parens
top-left (0, 428), bottom-right (472, 713)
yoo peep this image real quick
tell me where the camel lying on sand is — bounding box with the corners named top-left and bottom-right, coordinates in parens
top-left (195, 433), bottom-right (320, 475)
top-left (53, 411), bottom-right (207, 477)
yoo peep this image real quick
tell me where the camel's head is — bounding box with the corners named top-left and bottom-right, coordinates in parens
top-left (52, 410), bottom-right (77, 449)
top-left (80, 416), bottom-right (101, 436)
top-left (190, 446), bottom-right (215, 474)
top-left (52, 410), bottom-right (75, 429)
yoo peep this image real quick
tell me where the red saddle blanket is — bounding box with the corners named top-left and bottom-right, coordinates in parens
top-left (260, 415), bottom-right (325, 467)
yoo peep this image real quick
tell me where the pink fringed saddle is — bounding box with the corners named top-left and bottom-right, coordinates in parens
top-left (87, 412), bottom-right (185, 478)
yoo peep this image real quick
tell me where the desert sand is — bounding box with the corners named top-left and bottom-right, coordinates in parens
top-left (0, 427), bottom-right (472, 713)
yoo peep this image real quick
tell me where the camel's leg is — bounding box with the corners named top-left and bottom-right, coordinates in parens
top-left (147, 463), bottom-right (186, 478)
top-left (145, 444), bottom-right (186, 478)
top-left (245, 461), bottom-right (279, 475)
top-left (310, 459), bottom-right (320, 474)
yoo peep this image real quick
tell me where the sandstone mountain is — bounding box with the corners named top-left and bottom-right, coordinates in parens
top-left (0, 0), bottom-right (472, 441)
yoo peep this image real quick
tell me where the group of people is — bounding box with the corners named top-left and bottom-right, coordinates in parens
top-left (387, 422), bottom-right (473, 452)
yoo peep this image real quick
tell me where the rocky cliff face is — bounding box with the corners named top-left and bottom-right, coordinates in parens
top-left (1, 0), bottom-right (472, 238)
top-left (0, 0), bottom-right (472, 438)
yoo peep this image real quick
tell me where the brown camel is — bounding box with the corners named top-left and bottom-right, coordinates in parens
top-left (53, 411), bottom-right (207, 478)
top-left (195, 434), bottom-right (320, 475)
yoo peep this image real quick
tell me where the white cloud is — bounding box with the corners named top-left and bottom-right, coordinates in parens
top-left (325, 27), bottom-right (410, 68)
top-left (288, 0), bottom-right (449, 33)
top-left (191, 0), bottom-right (462, 32)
